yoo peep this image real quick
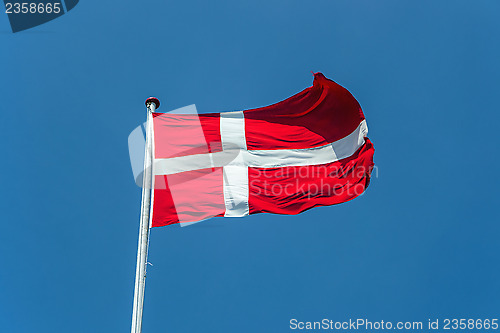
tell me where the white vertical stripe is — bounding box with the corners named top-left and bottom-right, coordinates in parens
top-left (220, 111), bottom-right (247, 150)
top-left (220, 111), bottom-right (249, 217)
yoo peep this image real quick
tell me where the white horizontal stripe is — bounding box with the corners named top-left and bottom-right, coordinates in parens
top-left (244, 120), bottom-right (367, 168)
top-left (153, 120), bottom-right (368, 175)
top-left (154, 153), bottom-right (216, 175)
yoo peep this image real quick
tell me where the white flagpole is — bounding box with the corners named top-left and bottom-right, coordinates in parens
top-left (131, 97), bottom-right (160, 333)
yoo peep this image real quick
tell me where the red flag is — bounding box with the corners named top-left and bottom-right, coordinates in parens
top-left (150, 73), bottom-right (374, 227)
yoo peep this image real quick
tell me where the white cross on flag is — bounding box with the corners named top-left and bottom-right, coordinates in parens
top-left (149, 73), bottom-right (375, 227)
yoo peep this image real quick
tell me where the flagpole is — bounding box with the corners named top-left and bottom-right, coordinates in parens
top-left (131, 97), bottom-right (160, 333)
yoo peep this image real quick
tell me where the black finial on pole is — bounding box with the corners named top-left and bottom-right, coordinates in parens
top-left (145, 97), bottom-right (160, 110)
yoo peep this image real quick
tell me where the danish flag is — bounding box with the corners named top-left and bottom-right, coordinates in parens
top-left (150, 73), bottom-right (374, 227)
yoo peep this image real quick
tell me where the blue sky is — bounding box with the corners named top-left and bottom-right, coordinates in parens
top-left (1, 1), bottom-right (499, 332)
